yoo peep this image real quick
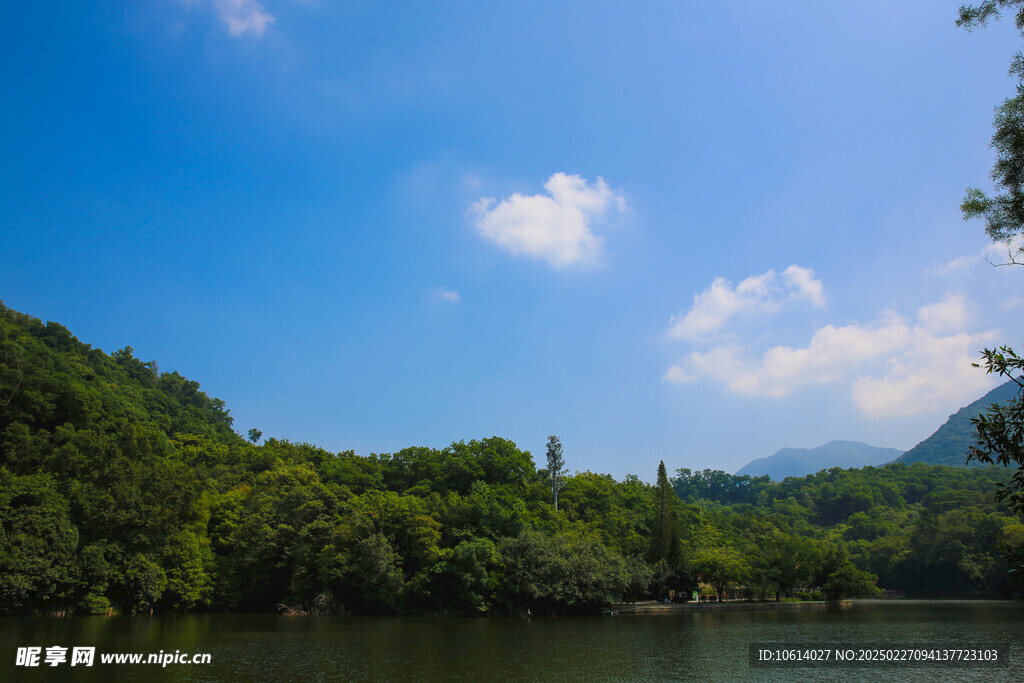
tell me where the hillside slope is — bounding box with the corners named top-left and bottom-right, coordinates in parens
top-left (896, 380), bottom-right (1020, 467)
top-left (0, 301), bottom-right (238, 446)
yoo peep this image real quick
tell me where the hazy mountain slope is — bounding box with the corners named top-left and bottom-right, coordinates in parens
top-left (736, 440), bottom-right (904, 480)
top-left (896, 380), bottom-right (1020, 467)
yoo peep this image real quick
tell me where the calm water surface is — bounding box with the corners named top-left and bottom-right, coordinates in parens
top-left (2, 601), bottom-right (1021, 681)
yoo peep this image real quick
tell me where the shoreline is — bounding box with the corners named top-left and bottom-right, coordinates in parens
top-left (608, 599), bottom-right (851, 614)
top-left (606, 597), bottom-right (1020, 615)
top-left (13, 598), bottom-right (1018, 620)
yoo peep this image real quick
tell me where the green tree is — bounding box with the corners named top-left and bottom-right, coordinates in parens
top-left (346, 533), bottom-right (405, 614)
top-left (161, 527), bottom-right (214, 611)
top-left (692, 546), bottom-right (749, 602)
top-left (959, 1), bottom-right (1024, 262)
top-left (968, 349), bottom-right (1024, 514)
top-left (218, 464), bottom-right (341, 610)
top-left (545, 435), bottom-right (566, 510)
top-left (622, 554), bottom-right (654, 603)
top-left (0, 470), bottom-right (78, 614)
top-left (114, 553), bottom-right (167, 614)
top-left (822, 562), bottom-right (881, 600)
top-left (499, 529), bottom-right (626, 615)
top-left (432, 537), bottom-right (500, 614)
top-left (247, 428), bottom-right (262, 444)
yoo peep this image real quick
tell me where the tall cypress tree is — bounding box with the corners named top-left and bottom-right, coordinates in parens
top-left (652, 461), bottom-right (674, 561)
top-left (546, 435), bottom-right (566, 510)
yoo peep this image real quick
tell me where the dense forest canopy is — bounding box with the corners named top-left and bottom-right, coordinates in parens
top-left (0, 301), bottom-right (1020, 616)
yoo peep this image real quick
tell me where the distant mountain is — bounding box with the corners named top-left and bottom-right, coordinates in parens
top-left (736, 440), bottom-right (904, 480)
top-left (896, 380), bottom-right (1020, 467)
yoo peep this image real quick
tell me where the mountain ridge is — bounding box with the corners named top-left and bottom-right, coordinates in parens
top-left (736, 440), bottom-right (903, 480)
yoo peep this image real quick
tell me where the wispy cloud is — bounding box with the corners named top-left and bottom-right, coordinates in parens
top-left (933, 253), bottom-right (976, 276)
top-left (430, 286), bottom-right (461, 303)
top-left (1001, 297), bottom-right (1024, 311)
top-left (934, 235), bottom-right (1024, 274)
top-left (667, 265), bottom-right (824, 341)
top-left (664, 292), bottom-right (996, 417)
top-left (196, 0), bottom-right (274, 37)
top-left (469, 173), bottom-right (626, 268)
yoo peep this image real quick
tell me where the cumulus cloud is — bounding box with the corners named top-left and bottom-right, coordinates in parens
top-left (667, 265), bottom-right (824, 340)
top-left (917, 293), bottom-right (971, 334)
top-left (851, 329), bottom-right (996, 417)
top-left (664, 295), bottom-right (997, 417)
top-left (469, 173), bottom-right (625, 268)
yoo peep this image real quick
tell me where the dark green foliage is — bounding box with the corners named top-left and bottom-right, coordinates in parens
top-left (651, 461), bottom-right (673, 562)
top-left (431, 538), bottom-right (500, 614)
top-left (341, 533), bottom-right (405, 614)
top-left (822, 562), bottom-right (881, 600)
top-left (0, 470), bottom-right (77, 614)
top-left (674, 463), bottom-right (1016, 598)
top-left (499, 530), bottom-right (626, 615)
top-left (673, 468), bottom-right (772, 505)
top-left (968, 351), bottom-right (1024, 504)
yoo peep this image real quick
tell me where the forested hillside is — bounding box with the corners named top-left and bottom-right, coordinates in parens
top-left (896, 380), bottom-right (1019, 466)
top-left (1, 302), bottom-right (1020, 616)
top-left (672, 465), bottom-right (1019, 597)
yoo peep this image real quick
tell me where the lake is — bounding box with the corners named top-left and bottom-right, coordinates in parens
top-left (2, 601), bottom-right (1021, 681)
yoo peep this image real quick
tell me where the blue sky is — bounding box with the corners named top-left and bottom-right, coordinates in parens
top-left (3, 1), bottom-right (1023, 479)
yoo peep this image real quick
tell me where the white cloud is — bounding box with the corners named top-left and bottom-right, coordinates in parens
top-left (662, 344), bottom-right (746, 387)
top-left (667, 265), bottom-right (824, 340)
top-left (851, 329), bottom-right (996, 417)
top-left (666, 313), bottom-right (913, 397)
top-left (469, 173), bottom-right (625, 268)
top-left (664, 294), bottom-right (997, 418)
top-left (211, 0), bottom-right (274, 37)
top-left (783, 265), bottom-right (826, 307)
top-left (917, 293), bottom-right (971, 334)
top-left (430, 287), bottom-right (461, 303)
